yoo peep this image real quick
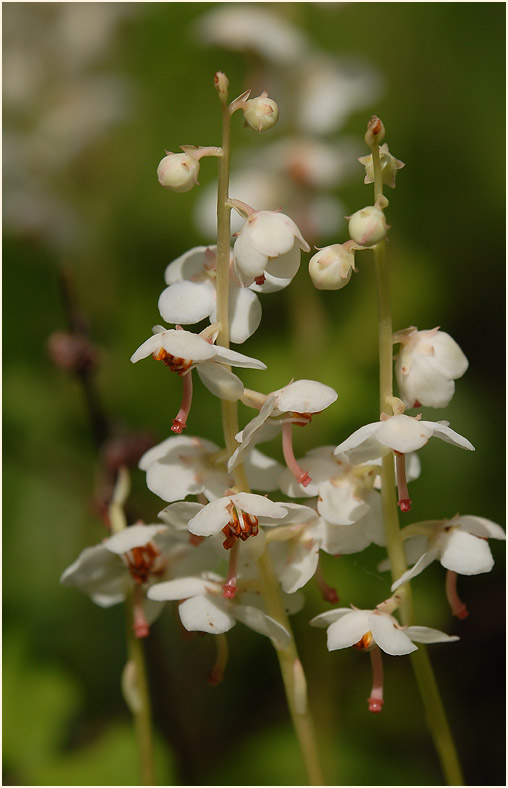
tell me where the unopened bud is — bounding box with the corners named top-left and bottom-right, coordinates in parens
top-left (348, 205), bottom-right (388, 247)
top-left (214, 71), bottom-right (229, 102)
top-left (309, 244), bottom-right (355, 290)
top-left (365, 115), bottom-right (385, 147)
top-left (157, 152), bottom-right (200, 193)
top-left (243, 92), bottom-right (279, 132)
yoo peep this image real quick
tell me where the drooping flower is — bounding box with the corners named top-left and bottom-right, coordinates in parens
top-left (232, 207), bottom-right (310, 287)
top-left (229, 380), bottom-right (338, 487)
top-left (158, 246), bottom-right (262, 344)
top-left (137, 433), bottom-right (283, 503)
top-left (60, 523), bottom-right (215, 637)
top-left (347, 203), bottom-right (388, 247)
top-left (393, 326), bottom-right (469, 409)
top-left (308, 243), bottom-right (356, 291)
top-left (311, 599), bottom-right (458, 713)
top-left (389, 514), bottom-right (505, 618)
top-left (130, 325), bottom-right (266, 433)
top-left (147, 571), bottom-right (291, 648)
top-left (243, 92), bottom-right (279, 132)
top-left (335, 413), bottom-right (474, 511)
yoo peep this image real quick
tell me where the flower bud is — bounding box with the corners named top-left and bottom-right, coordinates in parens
top-left (214, 71), bottom-right (229, 102)
top-left (365, 115), bottom-right (385, 147)
top-left (309, 244), bottom-right (355, 290)
top-left (348, 205), bottom-right (388, 247)
top-left (243, 92), bottom-right (279, 132)
top-left (157, 152), bottom-right (200, 193)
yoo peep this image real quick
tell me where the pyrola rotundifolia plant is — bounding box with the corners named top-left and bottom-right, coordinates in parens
top-left (61, 73), bottom-right (505, 786)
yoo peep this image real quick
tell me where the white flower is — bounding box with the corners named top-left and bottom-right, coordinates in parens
top-left (335, 414), bottom-right (474, 465)
top-left (157, 151), bottom-right (200, 193)
top-left (310, 605), bottom-right (459, 655)
top-left (243, 92), bottom-right (279, 132)
top-left (138, 433), bottom-right (283, 503)
top-left (391, 515), bottom-right (506, 592)
top-left (393, 326), bottom-right (469, 408)
top-left (187, 492), bottom-right (288, 547)
top-left (348, 204), bottom-right (388, 247)
top-left (308, 244), bottom-right (356, 291)
top-left (147, 571), bottom-right (291, 648)
top-left (233, 209), bottom-right (310, 287)
top-left (60, 523), bottom-right (215, 637)
top-left (358, 144), bottom-right (405, 189)
top-left (229, 380), bottom-right (338, 475)
top-left (130, 326), bottom-right (266, 433)
top-left (158, 246), bottom-right (262, 344)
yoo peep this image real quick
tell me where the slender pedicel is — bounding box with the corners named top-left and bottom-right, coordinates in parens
top-left (208, 634), bottom-right (228, 685)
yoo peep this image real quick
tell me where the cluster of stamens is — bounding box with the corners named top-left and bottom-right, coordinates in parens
top-left (125, 542), bottom-right (163, 584)
top-left (154, 348), bottom-right (193, 375)
top-left (222, 503), bottom-right (259, 550)
top-left (353, 631), bottom-right (373, 651)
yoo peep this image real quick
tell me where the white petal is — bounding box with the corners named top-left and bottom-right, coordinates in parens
top-left (164, 245), bottom-right (212, 285)
top-left (158, 501), bottom-right (204, 530)
top-left (213, 345), bottom-right (266, 370)
top-left (158, 280), bottom-right (215, 325)
top-left (187, 497), bottom-right (231, 536)
top-left (398, 357), bottom-right (456, 409)
top-left (317, 479), bottom-right (369, 525)
top-left (405, 626), bottom-right (459, 645)
top-left (334, 422), bottom-right (385, 463)
top-left (391, 549), bottom-right (439, 592)
top-left (160, 329), bottom-right (218, 362)
top-left (146, 460), bottom-right (201, 503)
top-left (139, 434), bottom-right (219, 470)
top-left (370, 614), bottom-right (417, 655)
top-left (440, 529), bottom-right (494, 575)
top-left (196, 362), bottom-right (244, 401)
top-left (251, 246), bottom-right (301, 293)
top-left (244, 448), bottom-right (284, 492)
top-left (376, 415), bottom-right (433, 453)
top-left (245, 211), bottom-right (298, 257)
top-left (428, 331), bottom-right (469, 379)
top-left (130, 334), bottom-right (167, 364)
top-left (178, 594), bottom-right (236, 634)
top-left (233, 604), bottom-right (291, 648)
top-left (147, 576), bottom-right (212, 601)
top-left (227, 395), bottom-right (277, 471)
top-left (60, 545), bottom-right (125, 604)
top-left (215, 286), bottom-right (262, 344)
top-left (270, 540), bottom-right (320, 593)
top-left (309, 607), bottom-right (355, 628)
top-left (104, 524), bottom-right (168, 554)
top-left (232, 492), bottom-right (287, 519)
top-left (233, 229), bottom-right (268, 283)
top-left (275, 379), bottom-right (338, 414)
top-left (318, 520), bottom-right (372, 555)
top-left (456, 516), bottom-right (506, 541)
top-left (426, 421), bottom-right (475, 451)
top-left (326, 611), bottom-right (371, 650)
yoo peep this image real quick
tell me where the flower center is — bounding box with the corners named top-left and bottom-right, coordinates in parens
top-left (154, 347), bottom-right (193, 375)
top-left (125, 542), bottom-right (162, 584)
top-left (353, 631), bottom-right (374, 651)
top-left (222, 504), bottom-right (259, 550)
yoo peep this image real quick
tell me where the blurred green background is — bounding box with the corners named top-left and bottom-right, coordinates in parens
top-left (3, 3), bottom-right (505, 786)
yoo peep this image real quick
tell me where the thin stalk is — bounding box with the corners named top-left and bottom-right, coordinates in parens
top-left (214, 77), bottom-right (324, 786)
top-left (369, 125), bottom-right (463, 785)
top-left (109, 468), bottom-right (155, 786)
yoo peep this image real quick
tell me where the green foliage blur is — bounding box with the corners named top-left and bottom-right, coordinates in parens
top-left (3, 3), bottom-right (505, 786)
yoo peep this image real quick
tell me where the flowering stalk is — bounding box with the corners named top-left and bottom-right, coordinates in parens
top-left (369, 118), bottom-right (463, 786)
top-left (214, 73), bottom-right (324, 786)
top-left (109, 467), bottom-right (155, 786)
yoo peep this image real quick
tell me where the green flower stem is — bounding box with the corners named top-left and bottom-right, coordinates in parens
top-left (369, 127), bottom-right (463, 786)
top-left (214, 78), bottom-right (324, 786)
top-left (109, 468), bottom-right (155, 786)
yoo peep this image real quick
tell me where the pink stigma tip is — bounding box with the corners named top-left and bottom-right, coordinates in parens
top-left (324, 589), bottom-right (340, 604)
top-left (222, 583), bottom-right (237, 600)
top-left (454, 604), bottom-right (469, 620)
top-left (208, 669), bottom-right (223, 686)
top-left (254, 275), bottom-right (266, 285)
top-left (298, 471), bottom-right (312, 487)
top-left (367, 697), bottom-right (384, 713)
top-left (398, 498), bottom-right (412, 512)
top-left (134, 622), bottom-right (150, 639)
top-left (171, 418), bottom-right (186, 434)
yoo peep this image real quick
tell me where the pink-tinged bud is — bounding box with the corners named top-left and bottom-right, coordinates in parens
top-left (309, 244), bottom-right (355, 290)
top-left (365, 115), bottom-right (385, 147)
top-left (214, 71), bottom-right (229, 102)
top-left (157, 152), bottom-right (200, 193)
top-left (243, 92), bottom-right (279, 132)
top-left (348, 205), bottom-right (388, 247)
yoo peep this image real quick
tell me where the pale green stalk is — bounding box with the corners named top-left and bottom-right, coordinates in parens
top-left (214, 78), bottom-right (324, 786)
top-left (110, 466), bottom-right (155, 786)
top-left (369, 127), bottom-right (463, 786)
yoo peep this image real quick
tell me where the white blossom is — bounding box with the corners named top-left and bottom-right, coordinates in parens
top-left (393, 326), bottom-right (469, 409)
